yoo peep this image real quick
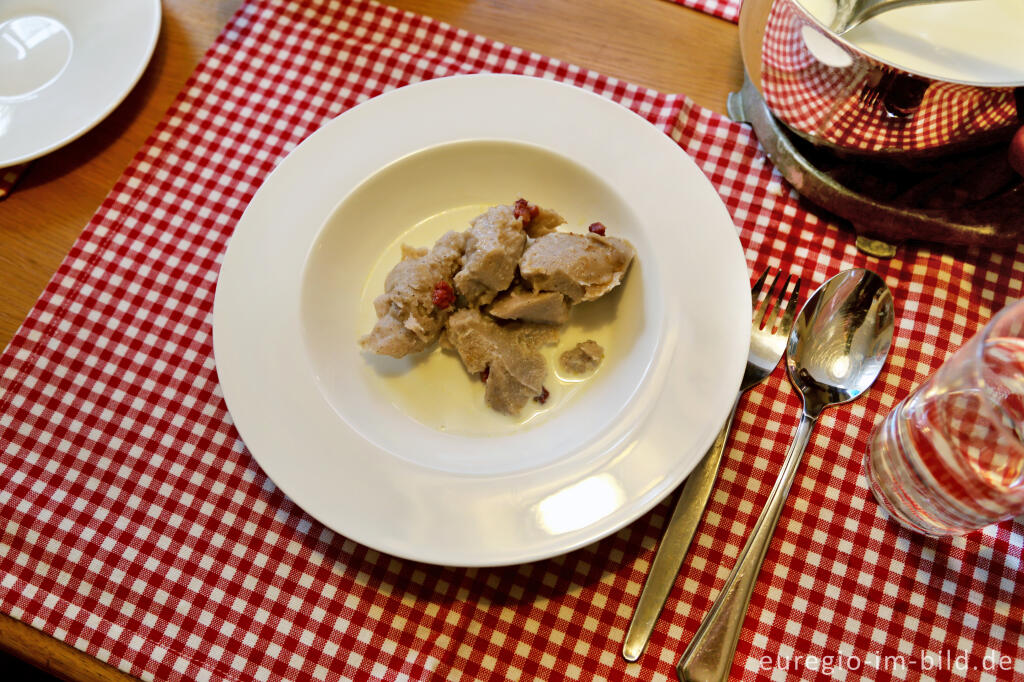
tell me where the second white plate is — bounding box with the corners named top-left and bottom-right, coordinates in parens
top-left (0, 0), bottom-right (161, 166)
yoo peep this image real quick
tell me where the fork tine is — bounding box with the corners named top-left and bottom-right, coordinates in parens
top-left (779, 277), bottom-right (802, 334)
top-left (755, 268), bottom-right (786, 329)
top-left (750, 267), bottom-right (770, 311)
top-left (763, 274), bottom-right (792, 332)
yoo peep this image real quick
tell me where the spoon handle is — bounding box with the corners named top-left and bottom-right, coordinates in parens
top-left (676, 412), bottom-right (816, 682)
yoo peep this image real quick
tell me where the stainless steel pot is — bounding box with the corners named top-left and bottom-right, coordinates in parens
top-left (738, 0), bottom-right (1023, 160)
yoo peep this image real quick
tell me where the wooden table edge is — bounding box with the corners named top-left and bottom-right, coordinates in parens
top-left (1, 614), bottom-right (138, 682)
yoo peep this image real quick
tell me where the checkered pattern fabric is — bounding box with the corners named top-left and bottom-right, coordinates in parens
top-left (759, 0), bottom-right (1019, 153)
top-left (0, 164), bottom-right (26, 200)
top-left (665, 0), bottom-right (742, 23)
top-left (2, 1), bottom-right (1022, 681)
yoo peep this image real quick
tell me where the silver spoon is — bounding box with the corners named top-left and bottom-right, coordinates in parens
top-left (677, 268), bottom-right (895, 682)
top-left (830, 0), bottom-right (980, 34)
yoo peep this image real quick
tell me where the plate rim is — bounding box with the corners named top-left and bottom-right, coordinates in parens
top-left (213, 74), bottom-right (751, 566)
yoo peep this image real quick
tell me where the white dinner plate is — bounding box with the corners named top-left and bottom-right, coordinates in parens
top-left (0, 0), bottom-right (161, 167)
top-left (213, 75), bottom-right (750, 567)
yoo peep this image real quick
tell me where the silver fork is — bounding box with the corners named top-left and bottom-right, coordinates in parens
top-left (622, 267), bottom-right (800, 662)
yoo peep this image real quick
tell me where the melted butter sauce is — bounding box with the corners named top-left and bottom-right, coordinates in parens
top-left (358, 206), bottom-right (638, 436)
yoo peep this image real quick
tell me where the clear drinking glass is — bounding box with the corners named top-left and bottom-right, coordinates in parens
top-left (865, 298), bottom-right (1024, 537)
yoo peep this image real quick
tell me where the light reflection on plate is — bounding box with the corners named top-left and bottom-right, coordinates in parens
top-left (213, 75), bottom-right (750, 567)
top-left (536, 474), bottom-right (628, 535)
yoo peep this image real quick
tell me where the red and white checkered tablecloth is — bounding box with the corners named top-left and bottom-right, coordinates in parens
top-left (1, 1), bottom-right (1022, 681)
top-left (667, 0), bottom-right (742, 23)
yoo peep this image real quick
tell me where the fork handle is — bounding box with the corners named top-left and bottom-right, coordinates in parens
top-left (676, 412), bottom-right (816, 682)
top-left (622, 396), bottom-right (740, 662)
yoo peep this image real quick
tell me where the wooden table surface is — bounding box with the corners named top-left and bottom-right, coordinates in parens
top-left (0, 1), bottom-right (743, 679)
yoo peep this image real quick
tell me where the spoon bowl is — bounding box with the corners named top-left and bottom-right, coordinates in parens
top-left (678, 269), bottom-right (894, 681)
top-left (787, 269), bottom-right (895, 415)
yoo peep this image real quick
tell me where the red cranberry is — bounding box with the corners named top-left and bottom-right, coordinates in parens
top-left (431, 280), bottom-right (455, 309)
top-left (588, 222), bottom-right (606, 236)
top-left (533, 387), bottom-right (550, 404)
top-left (513, 198), bottom-right (539, 225)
